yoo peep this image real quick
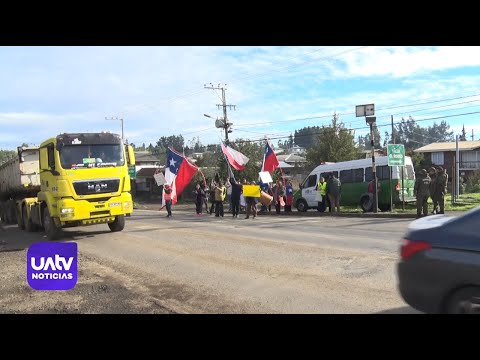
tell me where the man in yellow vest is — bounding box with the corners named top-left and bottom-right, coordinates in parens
top-left (315, 176), bottom-right (327, 212)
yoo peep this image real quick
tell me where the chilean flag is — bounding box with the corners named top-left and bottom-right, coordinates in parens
top-left (221, 142), bottom-right (249, 171)
top-left (263, 142), bottom-right (279, 173)
top-left (162, 147), bottom-right (198, 207)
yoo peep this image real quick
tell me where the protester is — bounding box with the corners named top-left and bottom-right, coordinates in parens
top-left (193, 182), bottom-right (204, 216)
top-left (163, 184), bottom-right (173, 218)
top-left (285, 181), bottom-right (293, 213)
top-left (214, 180), bottom-right (226, 217)
top-left (230, 178), bottom-right (242, 218)
top-left (326, 172), bottom-right (341, 213)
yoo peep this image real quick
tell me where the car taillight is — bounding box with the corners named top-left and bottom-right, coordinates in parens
top-left (395, 182), bottom-right (400, 192)
top-left (400, 239), bottom-right (432, 259)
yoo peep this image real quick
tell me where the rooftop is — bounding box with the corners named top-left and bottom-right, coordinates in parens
top-left (414, 140), bottom-right (480, 153)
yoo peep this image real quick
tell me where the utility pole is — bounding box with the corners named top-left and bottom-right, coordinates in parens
top-left (204, 83), bottom-right (235, 144)
top-left (105, 117), bottom-right (124, 144)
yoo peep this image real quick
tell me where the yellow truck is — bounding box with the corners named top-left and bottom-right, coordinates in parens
top-left (0, 132), bottom-right (135, 240)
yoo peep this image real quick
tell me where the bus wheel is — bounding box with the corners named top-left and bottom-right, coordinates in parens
top-left (360, 195), bottom-right (372, 213)
top-left (296, 199), bottom-right (308, 212)
top-left (379, 204), bottom-right (391, 212)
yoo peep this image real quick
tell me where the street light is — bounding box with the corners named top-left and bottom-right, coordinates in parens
top-left (105, 117), bottom-right (124, 144)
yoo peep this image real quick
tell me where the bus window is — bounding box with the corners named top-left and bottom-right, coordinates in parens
top-left (405, 165), bottom-right (415, 180)
top-left (365, 167), bottom-right (372, 182)
top-left (378, 165), bottom-right (389, 180)
top-left (340, 170), bottom-right (353, 183)
top-left (304, 174), bottom-right (317, 188)
top-left (353, 168), bottom-right (364, 182)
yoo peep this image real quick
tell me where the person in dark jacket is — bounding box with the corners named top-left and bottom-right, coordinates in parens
top-left (230, 178), bottom-right (242, 218)
top-left (434, 166), bottom-right (448, 214)
top-left (326, 173), bottom-right (341, 213)
top-left (428, 167), bottom-right (437, 214)
top-left (414, 169), bottom-right (431, 218)
top-left (193, 183), bottom-right (204, 216)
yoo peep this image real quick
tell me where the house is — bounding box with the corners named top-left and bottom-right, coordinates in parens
top-left (414, 140), bottom-right (480, 179)
top-left (362, 149), bottom-right (386, 159)
top-left (134, 151), bottom-right (164, 195)
top-left (287, 144), bottom-right (307, 155)
top-left (277, 153), bottom-right (307, 167)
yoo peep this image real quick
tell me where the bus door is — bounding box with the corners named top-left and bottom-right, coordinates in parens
top-left (302, 173), bottom-right (319, 207)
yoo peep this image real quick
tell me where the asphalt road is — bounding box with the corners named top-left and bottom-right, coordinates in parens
top-left (0, 210), bottom-right (421, 314)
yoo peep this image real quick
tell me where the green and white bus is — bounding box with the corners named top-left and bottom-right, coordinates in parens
top-left (293, 156), bottom-right (416, 212)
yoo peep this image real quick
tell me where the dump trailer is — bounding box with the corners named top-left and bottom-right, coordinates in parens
top-left (0, 146), bottom-right (41, 224)
top-left (0, 132), bottom-right (136, 240)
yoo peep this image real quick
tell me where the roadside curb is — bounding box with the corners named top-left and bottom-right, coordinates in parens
top-left (133, 207), bottom-right (418, 218)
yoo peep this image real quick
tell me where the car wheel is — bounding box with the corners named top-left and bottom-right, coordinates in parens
top-left (108, 215), bottom-right (125, 232)
top-left (296, 199), bottom-right (308, 212)
top-left (445, 286), bottom-right (480, 314)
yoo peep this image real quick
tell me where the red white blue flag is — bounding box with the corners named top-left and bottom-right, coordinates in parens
top-left (162, 147), bottom-right (198, 207)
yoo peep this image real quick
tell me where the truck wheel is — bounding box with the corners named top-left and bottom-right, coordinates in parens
top-left (43, 207), bottom-right (61, 240)
top-left (17, 205), bottom-right (24, 230)
top-left (296, 199), bottom-right (308, 212)
top-left (23, 206), bottom-right (36, 232)
top-left (108, 215), bottom-right (125, 232)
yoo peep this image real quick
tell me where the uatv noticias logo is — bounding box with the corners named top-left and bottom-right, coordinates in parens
top-left (27, 242), bottom-right (78, 290)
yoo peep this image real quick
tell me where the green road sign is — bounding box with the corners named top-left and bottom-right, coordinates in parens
top-left (128, 165), bottom-right (136, 179)
top-left (387, 144), bottom-right (405, 166)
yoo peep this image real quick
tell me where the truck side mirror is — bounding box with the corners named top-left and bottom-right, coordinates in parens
top-left (40, 148), bottom-right (49, 171)
top-left (126, 145), bottom-right (136, 166)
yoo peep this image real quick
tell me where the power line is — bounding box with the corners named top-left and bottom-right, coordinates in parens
top-left (234, 111), bottom-right (480, 144)
top-left (233, 92), bottom-right (480, 130)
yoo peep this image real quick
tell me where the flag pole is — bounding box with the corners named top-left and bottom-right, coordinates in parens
top-left (220, 140), bottom-right (237, 183)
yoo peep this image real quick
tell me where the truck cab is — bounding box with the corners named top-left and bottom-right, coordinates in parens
top-left (18, 132), bottom-right (136, 240)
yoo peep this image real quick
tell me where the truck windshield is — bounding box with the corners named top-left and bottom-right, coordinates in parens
top-left (60, 144), bottom-right (124, 169)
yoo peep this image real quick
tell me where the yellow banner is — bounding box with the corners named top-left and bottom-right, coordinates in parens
top-left (242, 185), bottom-right (261, 198)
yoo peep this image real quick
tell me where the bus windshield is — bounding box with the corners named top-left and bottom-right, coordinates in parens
top-left (60, 144), bottom-right (124, 169)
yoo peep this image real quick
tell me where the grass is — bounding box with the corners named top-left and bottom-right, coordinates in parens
top-left (340, 193), bottom-right (480, 213)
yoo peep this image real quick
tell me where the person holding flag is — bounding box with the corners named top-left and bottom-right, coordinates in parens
top-left (161, 147), bottom-right (199, 213)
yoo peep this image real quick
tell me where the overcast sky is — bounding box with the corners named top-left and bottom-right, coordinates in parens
top-left (1, 46), bottom-right (480, 150)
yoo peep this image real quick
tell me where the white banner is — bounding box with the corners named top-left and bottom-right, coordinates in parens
top-left (154, 172), bottom-right (166, 186)
top-left (259, 171), bottom-right (273, 184)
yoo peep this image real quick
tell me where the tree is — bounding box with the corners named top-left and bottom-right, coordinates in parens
top-left (156, 135), bottom-right (184, 153)
top-left (386, 118), bottom-right (454, 151)
top-left (0, 149), bottom-right (16, 165)
top-left (358, 125), bottom-right (382, 149)
top-left (287, 134), bottom-right (294, 148)
top-left (294, 126), bottom-right (321, 150)
top-left (306, 113), bottom-right (361, 166)
top-left (460, 125), bottom-right (467, 141)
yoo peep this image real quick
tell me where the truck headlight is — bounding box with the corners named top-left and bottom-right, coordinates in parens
top-left (61, 208), bottom-right (74, 214)
top-left (123, 201), bottom-right (131, 208)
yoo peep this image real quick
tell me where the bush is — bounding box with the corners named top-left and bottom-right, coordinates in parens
top-left (465, 170), bottom-right (480, 193)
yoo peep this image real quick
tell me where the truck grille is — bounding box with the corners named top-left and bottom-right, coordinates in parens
top-left (72, 179), bottom-right (120, 195)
